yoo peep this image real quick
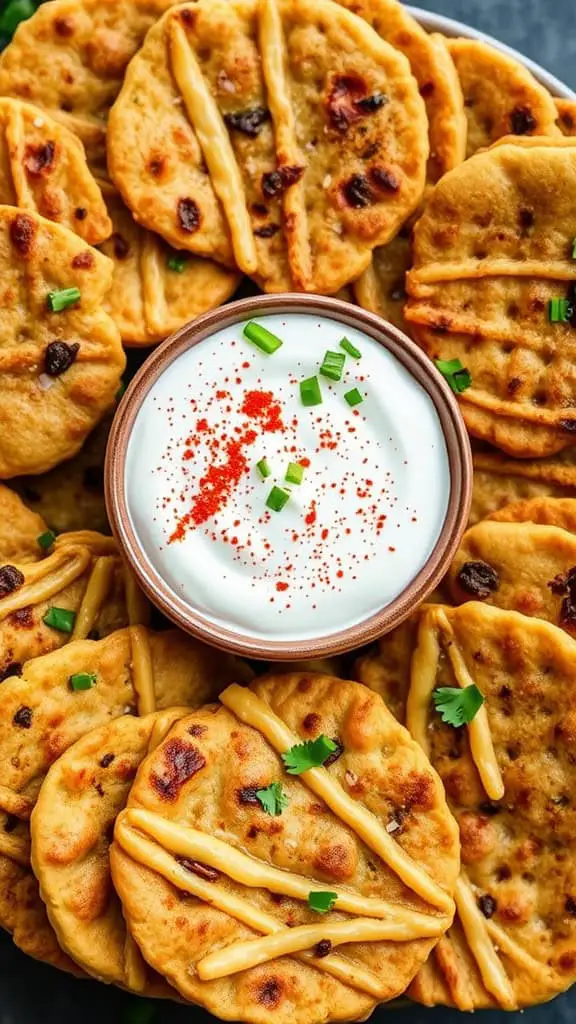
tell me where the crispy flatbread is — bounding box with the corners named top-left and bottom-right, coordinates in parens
top-left (470, 444), bottom-right (576, 525)
top-left (0, 205), bottom-right (124, 477)
top-left (557, 99), bottom-right (576, 138)
top-left (98, 184), bottom-right (240, 345)
top-left (446, 37), bottom-right (559, 157)
top-left (0, 0), bottom-right (175, 176)
top-left (30, 710), bottom-right (187, 992)
top-left (406, 137), bottom-right (576, 458)
top-left (111, 673), bottom-right (459, 1024)
top-left (13, 418), bottom-right (111, 536)
top-left (404, 603), bottom-right (576, 1008)
top-left (107, 0), bottom-right (428, 292)
top-left (0, 98), bottom-right (110, 244)
top-left (0, 485), bottom-right (48, 564)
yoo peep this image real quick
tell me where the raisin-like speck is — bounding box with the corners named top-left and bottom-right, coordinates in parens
top-left (100, 753), bottom-right (115, 768)
top-left (456, 560), bottom-right (500, 599)
top-left (314, 939), bottom-right (332, 957)
top-left (24, 141), bottom-right (56, 176)
top-left (224, 107), bottom-right (270, 137)
top-left (342, 174), bottom-right (373, 208)
top-left (0, 565), bottom-right (25, 597)
top-left (13, 706), bottom-right (33, 729)
top-left (478, 893), bottom-right (497, 918)
top-left (510, 106), bottom-right (537, 134)
top-left (177, 198), bottom-right (201, 234)
top-left (44, 341), bottom-right (79, 377)
top-left (176, 855), bottom-right (219, 881)
top-left (262, 165), bottom-right (304, 199)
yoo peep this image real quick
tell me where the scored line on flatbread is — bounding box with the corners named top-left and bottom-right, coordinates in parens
top-left (169, 18), bottom-right (257, 274)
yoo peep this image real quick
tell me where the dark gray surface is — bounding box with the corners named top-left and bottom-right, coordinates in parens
top-left (1, 0), bottom-right (575, 1021)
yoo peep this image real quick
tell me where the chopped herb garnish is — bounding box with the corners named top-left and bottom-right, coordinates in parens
top-left (572, 238), bottom-right (576, 260)
top-left (167, 253), bottom-right (187, 272)
top-left (115, 381), bottom-right (126, 402)
top-left (344, 387), bottom-right (364, 407)
top-left (256, 458), bottom-right (271, 479)
top-left (300, 376), bottom-right (322, 407)
top-left (0, 0), bottom-right (35, 35)
top-left (37, 530), bottom-right (55, 551)
top-left (435, 358), bottom-right (472, 394)
top-left (320, 350), bottom-right (346, 382)
top-left (432, 684), bottom-right (485, 727)
top-left (308, 891), bottom-right (338, 914)
top-left (47, 287), bottom-right (81, 313)
top-left (69, 672), bottom-right (96, 692)
top-left (282, 735), bottom-right (338, 774)
top-left (255, 782), bottom-right (289, 816)
top-left (285, 462), bottom-right (304, 485)
top-left (42, 606), bottom-right (76, 633)
top-left (549, 297), bottom-right (572, 323)
top-left (243, 320), bottom-right (283, 354)
top-left (340, 336), bottom-right (361, 359)
top-left (266, 485), bottom-right (290, 512)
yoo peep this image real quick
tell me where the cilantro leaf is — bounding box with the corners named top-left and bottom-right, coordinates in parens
top-left (432, 684), bottom-right (484, 727)
top-left (435, 358), bottom-right (472, 394)
top-left (308, 891), bottom-right (338, 914)
top-left (282, 735), bottom-right (338, 775)
top-left (255, 782), bottom-right (289, 817)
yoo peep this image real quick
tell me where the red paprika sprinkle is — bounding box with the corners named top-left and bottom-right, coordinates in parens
top-left (276, 581), bottom-right (289, 592)
top-left (241, 389), bottom-right (285, 433)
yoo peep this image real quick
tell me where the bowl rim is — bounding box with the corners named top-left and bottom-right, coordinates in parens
top-left (408, 4), bottom-right (575, 99)
top-left (106, 294), bottom-right (472, 660)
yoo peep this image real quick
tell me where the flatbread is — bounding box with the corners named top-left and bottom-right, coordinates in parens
top-left (353, 227), bottom-right (411, 331)
top-left (0, 205), bottom-right (124, 477)
top-left (0, 485), bottom-right (48, 564)
top-left (446, 38), bottom-right (559, 157)
top-left (405, 602), bottom-right (576, 1008)
top-left (31, 711), bottom-right (189, 991)
top-left (107, 0), bottom-right (428, 293)
top-left (111, 673), bottom-right (459, 1024)
top-left (557, 99), bottom-right (576, 137)
top-left (353, 612), bottom-right (419, 723)
top-left (470, 444), bottom-right (576, 525)
top-left (13, 417), bottom-right (111, 536)
top-left (406, 137), bottom-right (576, 458)
top-left (98, 184), bottom-right (240, 345)
top-left (0, 98), bottom-right (110, 244)
top-left (488, 496), bottom-right (576, 532)
top-left (0, 627), bottom-right (252, 960)
top-left (447, 518), bottom-right (576, 631)
top-left (0, 0), bottom-right (175, 176)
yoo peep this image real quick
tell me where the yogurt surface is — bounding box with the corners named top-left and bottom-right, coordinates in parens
top-left (125, 312), bottom-right (450, 643)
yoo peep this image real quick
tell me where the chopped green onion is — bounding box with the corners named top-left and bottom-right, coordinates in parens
top-left (243, 320), bottom-right (283, 354)
top-left (549, 297), bottom-right (572, 323)
top-left (266, 486), bottom-right (291, 512)
top-left (43, 606), bottom-right (76, 633)
top-left (47, 287), bottom-right (81, 313)
top-left (435, 358), bottom-right (472, 394)
top-left (69, 672), bottom-right (96, 692)
top-left (167, 253), bottom-right (187, 272)
top-left (299, 376), bottom-right (322, 407)
top-left (572, 238), bottom-right (576, 260)
top-left (256, 458), bottom-right (271, 479)
top-left (285, 462), bottom-right (304, 485)
top-left (308, 891), bottom-right (338, 914)
top-left (344, 387), bottom-right (364, 407)
top-left (340, 336), bottom-right (361, 359)
top-left (0, 0), bottom-right (35, 36)
top-left (37, 530), bottom-right (55, 551)
top-left (320, 349), bottom-right (346, 381)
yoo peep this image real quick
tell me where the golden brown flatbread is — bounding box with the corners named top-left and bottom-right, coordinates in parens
top-left (447, 37), bottom-right (560, 157)
top-left (111, 674), bottom-right (459, 1023)
top-left (557, 98), bottom-right (576, 137)
top-left (0, 485), bottom-right (48, 564)
top-left (107, 0), bottom-right (428, 293)
top-left (470, 445), bottom-right (576, 525)
top-left (406, 137), bottom-right (576, 458)
top-left (0, 0), bottom-right (175, 176)
top-left (0, 205), bottom-right (124, 477)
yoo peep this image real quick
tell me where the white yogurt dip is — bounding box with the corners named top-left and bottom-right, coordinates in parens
top-left (125, 312), bottom-right (450, 643)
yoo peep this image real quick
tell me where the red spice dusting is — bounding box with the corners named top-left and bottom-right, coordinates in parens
top-left (305, 501), bottom-right (317, 526)
top-left (241, 390), bottom-right (285, 432)
top-left (299, 457), bottom-right (311, 468)
top-left (336, 570), bottom-right (343, 579)
top-left (276, 581), bottom-right (289, 592)
top-left (321, 528), bottom-right (329, 541)
top-left (197, 418), bottom-right (209, 431)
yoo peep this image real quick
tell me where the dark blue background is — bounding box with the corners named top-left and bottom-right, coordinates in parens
top-left (1, 0), bottom-right (574, 1021)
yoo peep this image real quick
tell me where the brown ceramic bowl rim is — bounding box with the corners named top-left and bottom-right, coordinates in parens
top-left (105, 294), bottom-right (472, 660)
